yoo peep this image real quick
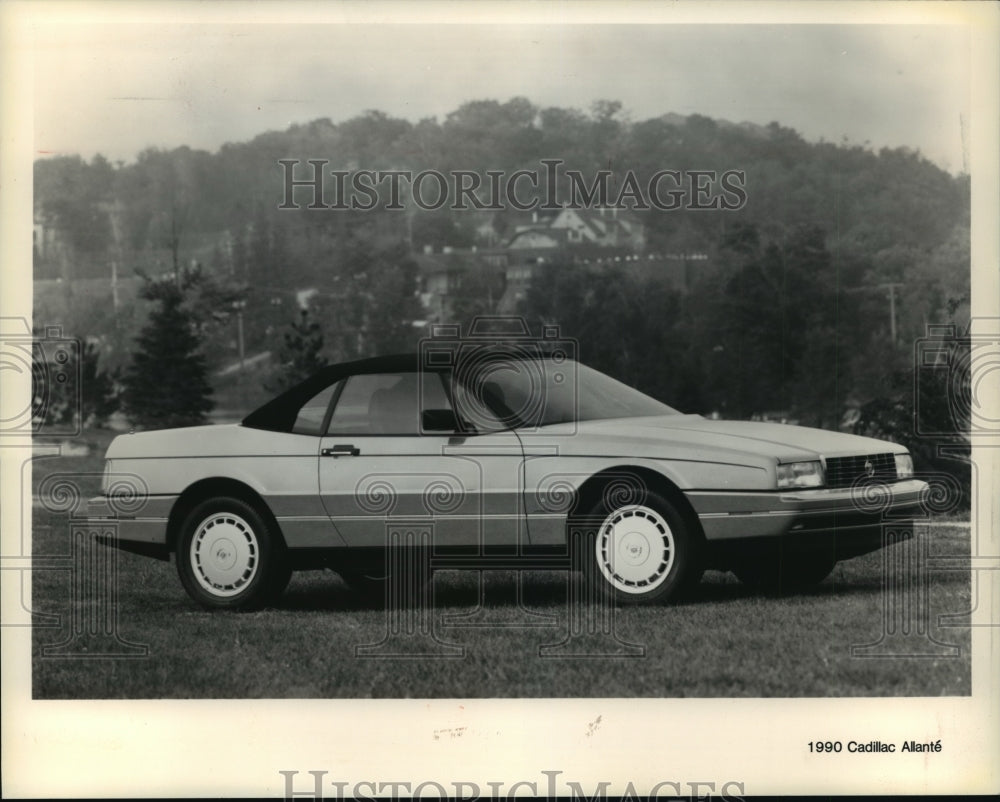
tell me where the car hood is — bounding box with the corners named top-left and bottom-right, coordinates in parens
top-left (524, 415), bottom-right (907, 463)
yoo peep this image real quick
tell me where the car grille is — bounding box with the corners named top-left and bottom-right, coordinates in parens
top-left (824, 453), bottom-right (897, 488)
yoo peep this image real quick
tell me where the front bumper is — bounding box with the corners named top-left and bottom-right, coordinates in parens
top-left (689, 478), bottom-right (927, 540)
top-left (690, 479), bottom-right (928, 568)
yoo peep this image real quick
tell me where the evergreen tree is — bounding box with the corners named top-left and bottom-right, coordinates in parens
top-left (265, 308), bottom-right (326, 393)
top-left (121, 272), bottom-right (214, 429)
top-left (79, 341), bottom-right (120, 427)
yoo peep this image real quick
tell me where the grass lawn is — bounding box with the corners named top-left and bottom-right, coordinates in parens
top-left (28, 432), bottom-right (972, 699)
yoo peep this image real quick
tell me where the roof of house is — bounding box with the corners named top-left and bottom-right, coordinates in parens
top-left (413, 252), bottom-right (492, 274)
top-left (504, 227), bottom-right (570, 249)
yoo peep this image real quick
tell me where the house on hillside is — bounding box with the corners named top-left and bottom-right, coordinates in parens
top-left (419, 205), bottom-right (710, 318)
top-left (481, 205), bottom-right (647, 252)
top-left (414, 248), bottom-right (507, 323)
top-left (505, 227), bottom-right (569, 250)
top-left (547, 207), bottom-right (646, 251)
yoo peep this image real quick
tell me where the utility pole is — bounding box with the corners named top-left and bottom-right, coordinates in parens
top-left (845, 282), bottom-right (904, 346)
top-left (237, 310), bottom-right (245, 373)
top-left (878, 282), bottom-right (903, 346)
top-left (232, 299), bottom-right (246, 374)
top-left (108, 200), bottom-right (123, 323)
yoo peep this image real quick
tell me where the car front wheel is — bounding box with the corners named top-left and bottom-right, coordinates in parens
top-left (177, 497), bottom-right (288, 610)
top-left (578, 490), bottom-right (702, 604)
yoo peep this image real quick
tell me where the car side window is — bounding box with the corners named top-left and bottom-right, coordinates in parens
top-left (291, 381), bottom-right (341, 436)
top-left (448, 375), bottom-right (509, 433)
top-left (325, 372), bottom-right (452, 435)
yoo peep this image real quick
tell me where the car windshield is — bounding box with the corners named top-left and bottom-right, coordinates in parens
top-left (461, 358), bottom-right (679, 428)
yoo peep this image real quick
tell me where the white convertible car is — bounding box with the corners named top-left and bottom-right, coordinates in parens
top-left (88, 350), bottom-right (928, 609)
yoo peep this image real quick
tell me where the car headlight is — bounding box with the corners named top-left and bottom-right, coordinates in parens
top-left (776, 460), bottom-right (824, 489)
top-left (894, 453), bottom-right (914, 479)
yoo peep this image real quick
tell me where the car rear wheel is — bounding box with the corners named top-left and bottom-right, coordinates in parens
top-left (578, 490), bottom-right (702, 604)
top-left (177, 496), bottom-right (289, 610)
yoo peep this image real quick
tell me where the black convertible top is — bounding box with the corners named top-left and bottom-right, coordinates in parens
top-left (242, 354), bottom-right (429, 433)
top-left (242, 346), bottom-right (571, 433)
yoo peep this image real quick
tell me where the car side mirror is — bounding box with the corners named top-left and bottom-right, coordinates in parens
top-left (422, 408), bottom-right (461, 433)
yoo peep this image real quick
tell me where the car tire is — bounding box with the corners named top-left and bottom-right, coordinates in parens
top-left (733, 551), bottom-right (836, 594)
top-left (576, 489), bottom-right (703, 605)
top-left (177, 496), bottom-right (289, 610)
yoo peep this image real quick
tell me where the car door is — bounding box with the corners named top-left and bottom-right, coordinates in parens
top-left (318, 370), bottom-right (526, 551)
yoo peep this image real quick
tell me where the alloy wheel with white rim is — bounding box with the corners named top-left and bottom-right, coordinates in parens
top-left (581, 489), bottom-right (701, 604)
top-left (596, 504), bottom-right (675, 595)
top-left (190, 512), bottom-right (260, 597)
top-left (177, 496), bottom-right (288, 610)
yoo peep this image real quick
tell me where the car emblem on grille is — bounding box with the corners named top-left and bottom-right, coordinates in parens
top-left (864, 459), bottom-right (875, 477)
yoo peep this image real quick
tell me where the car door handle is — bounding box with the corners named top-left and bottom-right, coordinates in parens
top-left (322, 444), bottom-right (360, 457)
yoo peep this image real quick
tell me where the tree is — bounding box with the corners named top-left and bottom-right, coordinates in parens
top-left (79, 340), bottom-right (120, 427)
top-left (685, 224), bottom-right (851, 423)
top-left (517, 260), bottom-right (689, 407)
top-left (265, 309), bottom-right (327, 394)
top-left (33, 155), bottom-right (114, 257)
top-left (121, 270), bottom-right (214, 429)
top-left (321, 239), bottom-right (422, 362)
top-left (447, 263), bottom-right (505, 329)
top-left (31, 100), bottom-right (972, 431)
top-left (849, 355), bottom-right (970, 513)
top-left (361, 254), bottom-right (421, 356)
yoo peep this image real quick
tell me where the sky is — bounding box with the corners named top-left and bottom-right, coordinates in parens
top-left (31, 19), bottom-right (971, 172)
